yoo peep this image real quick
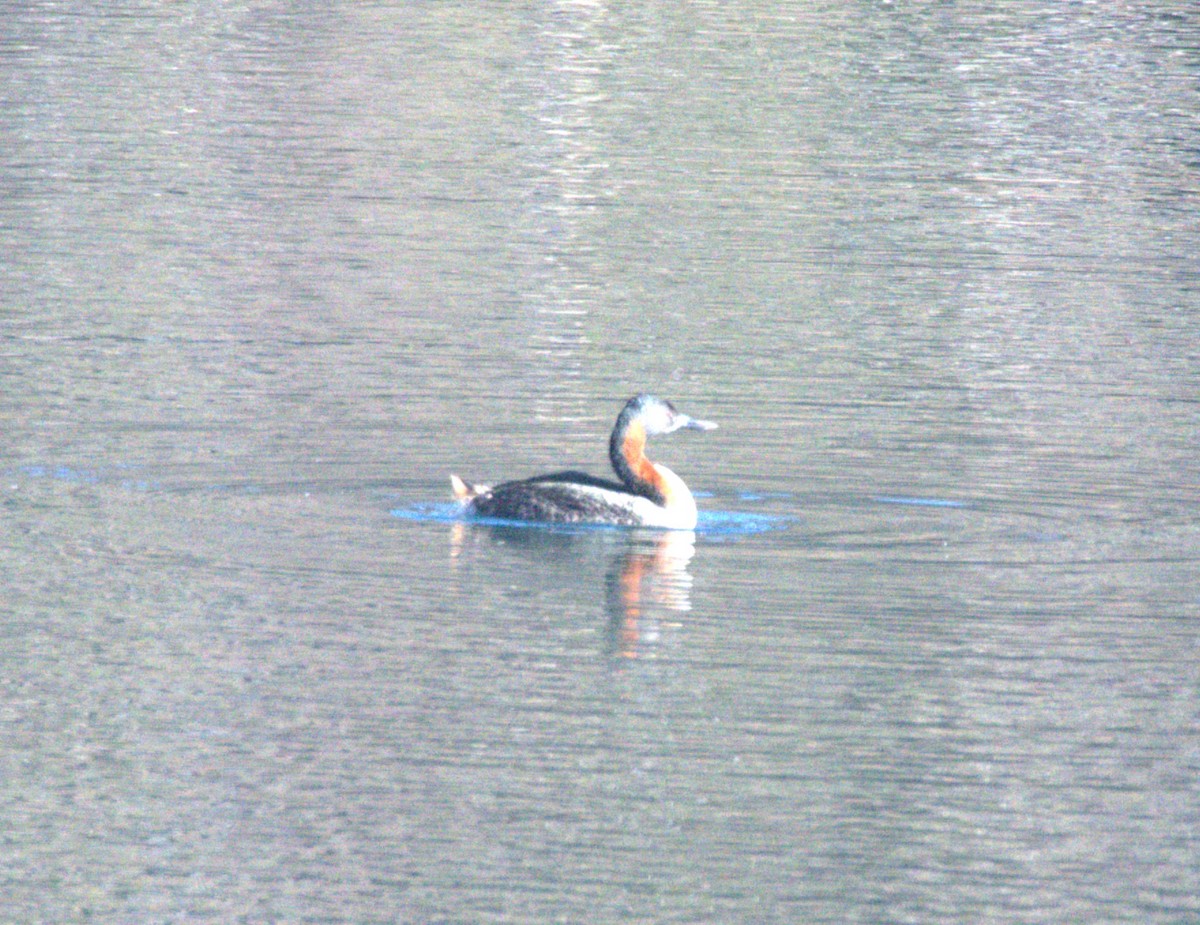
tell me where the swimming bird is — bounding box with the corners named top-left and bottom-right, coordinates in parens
top-left (450, 394), bottom-right (716, 529)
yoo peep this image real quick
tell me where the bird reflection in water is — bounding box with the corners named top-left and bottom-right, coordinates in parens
top-left (447, 523), bottom-right (699, 659)
top-left (604, 530), bottom-right (696, 659)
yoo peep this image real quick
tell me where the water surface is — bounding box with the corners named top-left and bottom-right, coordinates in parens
top-left (3, 2), bottom-right (1198, 923)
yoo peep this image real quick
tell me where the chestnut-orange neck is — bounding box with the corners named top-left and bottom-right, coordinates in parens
top-left (610, 419), bottom-right (665, 504)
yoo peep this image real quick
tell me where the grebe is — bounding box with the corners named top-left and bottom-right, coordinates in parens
top-left (450, 394), bottom-right (716, 530)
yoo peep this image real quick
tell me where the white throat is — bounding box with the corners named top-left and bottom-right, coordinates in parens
top-left (650, 463), bottom-right (698, 530)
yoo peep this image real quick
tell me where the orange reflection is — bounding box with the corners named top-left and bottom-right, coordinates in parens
top-left (609, 530), bottom-right (696, 659)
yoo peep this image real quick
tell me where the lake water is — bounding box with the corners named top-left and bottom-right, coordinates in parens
top-left (3, 2), bottom-right (1198, 922)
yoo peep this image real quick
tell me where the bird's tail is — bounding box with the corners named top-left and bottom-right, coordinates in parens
top-left (449, 474), bottom-right (485, 501)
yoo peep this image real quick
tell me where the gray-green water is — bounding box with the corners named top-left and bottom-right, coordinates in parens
top-left (3, 3), bottom-right (1198, 922)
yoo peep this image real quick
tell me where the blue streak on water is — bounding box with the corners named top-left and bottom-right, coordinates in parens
top-left (15, 464), bottom-right (99, 484)
top-left (391, 503), bottom-right (789, 537)
top-left (11, 463), bottom-right (157, 490)
top-left (872, 495), bottom-right (967, 509)
top-left (390, 503), bottom-right (465, 524)
top-left (695, 510), bottom-right (790, 536)
top-left (735, 491), bottom-right (793, 502)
